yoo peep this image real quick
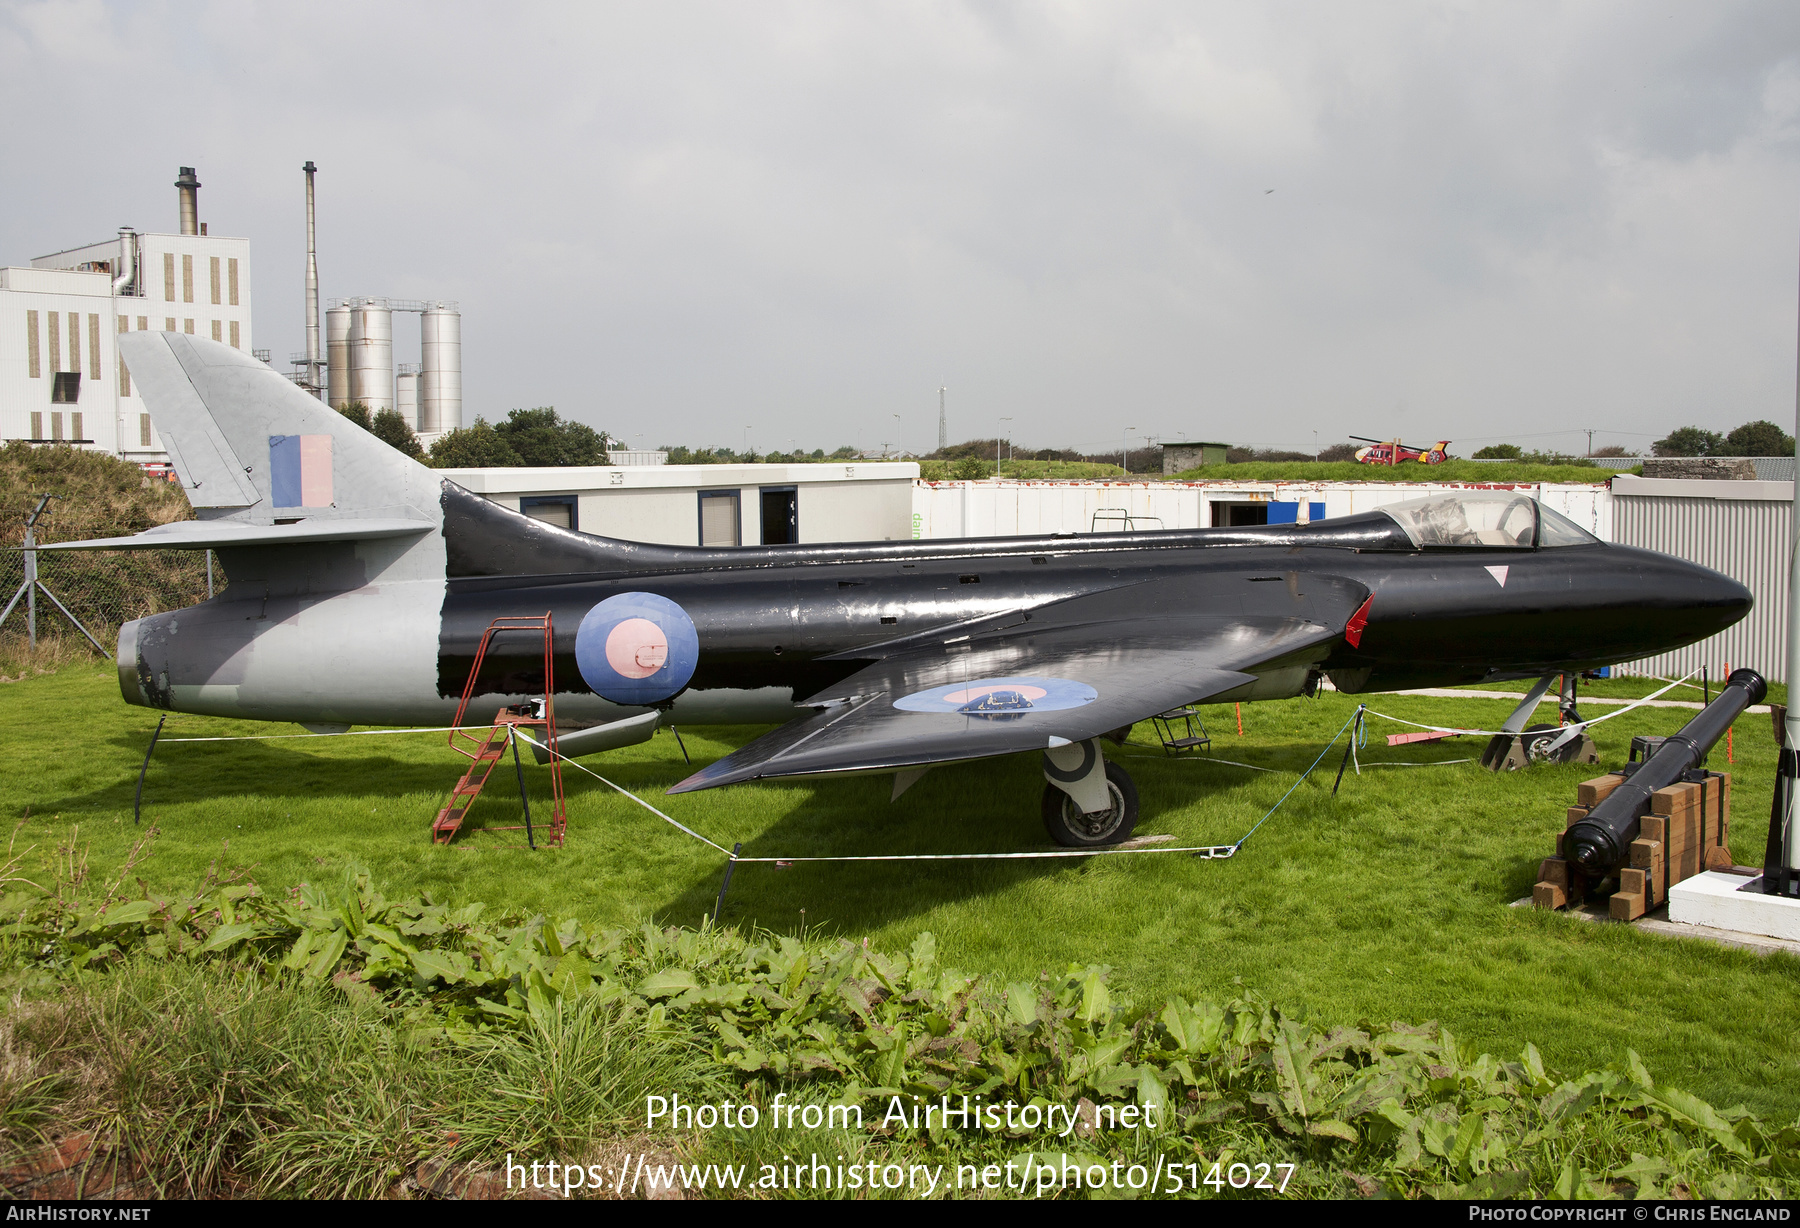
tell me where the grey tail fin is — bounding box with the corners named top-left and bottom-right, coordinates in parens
top-left (118, 331), bottom-right (443, 528)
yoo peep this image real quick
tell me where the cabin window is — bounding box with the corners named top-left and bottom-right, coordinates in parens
top-left (699, 490), bottom-right (740, 547)
top-left (51, 373), bottom-right (80, 404)
top-left (520, 496), bottom-right (577, 531)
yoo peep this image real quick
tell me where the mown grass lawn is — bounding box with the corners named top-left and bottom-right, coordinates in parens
top-left (7, 658), bottom-right (1798, 1119)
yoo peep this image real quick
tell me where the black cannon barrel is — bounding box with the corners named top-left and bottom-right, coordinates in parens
top-left (1565, 668), bottom-right (1767, 876)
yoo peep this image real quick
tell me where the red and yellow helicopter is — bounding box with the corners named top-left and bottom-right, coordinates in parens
top-left (1351, 436), bottom-right (1452, 465)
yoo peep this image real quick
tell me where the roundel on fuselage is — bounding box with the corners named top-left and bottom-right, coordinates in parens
top-left (575, 592), bottom-right (699, 704)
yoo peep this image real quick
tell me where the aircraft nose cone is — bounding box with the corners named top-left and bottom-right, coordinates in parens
top-left (1589, 546), bottom-right (1754, 666)
top-left (1680, 560), bottom-right (1752, 632)
top-left (1644, 555), bottom-right (1754, 652)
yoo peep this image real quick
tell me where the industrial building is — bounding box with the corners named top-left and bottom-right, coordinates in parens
top-left (294, 162), bottom-right (464, 443)
top-left (1, 167), bottom-right (249, 463)
top-left (324, 296), bottom-right (461, 444)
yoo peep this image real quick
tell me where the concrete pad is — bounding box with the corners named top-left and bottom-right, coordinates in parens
top-left (1511, 881), bottom-right (1800, 959)
top-left (1668, 871), bottom-right (1800, 943)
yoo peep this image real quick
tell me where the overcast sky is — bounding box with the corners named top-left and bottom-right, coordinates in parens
top-left (5, 1), bottom-right (1800, 456)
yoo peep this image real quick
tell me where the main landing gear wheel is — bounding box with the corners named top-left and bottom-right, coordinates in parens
top-left (1042, 761), bottom-right (1140, 847)
top-left (1520, 723), bottom-right (1584, 765)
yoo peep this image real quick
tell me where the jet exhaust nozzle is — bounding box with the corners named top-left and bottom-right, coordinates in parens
top-left (1565, 668), bottom-right (1766, 877)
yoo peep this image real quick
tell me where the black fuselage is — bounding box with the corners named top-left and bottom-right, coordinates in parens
top-left (436, 491), bottom-right (1750, 707)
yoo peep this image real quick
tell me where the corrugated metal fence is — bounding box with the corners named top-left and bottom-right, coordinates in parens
top-left (1613, 492), bottom-right (1791, 682)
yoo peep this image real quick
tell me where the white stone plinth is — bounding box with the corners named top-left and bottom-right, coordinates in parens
top-left (1667, 871), bottom-right (1800, 942)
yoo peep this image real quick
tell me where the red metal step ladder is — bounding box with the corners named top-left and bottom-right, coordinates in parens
top-left (432, 614), bottom-right (568, 848)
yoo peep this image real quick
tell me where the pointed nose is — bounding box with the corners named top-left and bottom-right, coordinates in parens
top-left (1610, 546), bottom-right (1753, 653)
top-left (1674, 557), bottom-right (1753, 637)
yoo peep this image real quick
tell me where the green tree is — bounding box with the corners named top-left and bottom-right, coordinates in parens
top-left (951, 456), bottom-right (992, 480)
top-left (1723, 420), bottom-right (1795, 457)
top-left (1473, 443), bottom-right (1522, 459)
top-left (338, 402), bottom-right (424, 460)
top-left (492, 407), bottom-right (605, 466)
top-left (427, 418), bottom-right (523, 468)
top-left (370, 409), bottom-right (424, 460)
top-left (1652, 426), bottom-right (1725, 457)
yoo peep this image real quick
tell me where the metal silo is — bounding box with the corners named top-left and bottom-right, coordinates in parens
top-left (420, 303), bottom-right (461, 433)
top-left (347, 298), bottom-right (394, 412)
top-left (326, 304), bottom-right (351, 408)
top-left (396, 365), bottom-right (420, 432)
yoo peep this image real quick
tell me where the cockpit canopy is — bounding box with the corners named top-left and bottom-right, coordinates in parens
top-left (1379, 493), bottom-right (1599, 550)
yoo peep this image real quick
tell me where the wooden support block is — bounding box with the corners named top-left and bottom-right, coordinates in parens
top-left (1609, 891), bottom-right (1647, 921)
top-left (1555, 832), bottom-right (1564, 858)
top-left (1629, 838), bottom-right (1664, 873)
top-left (1620, 867), bottom-right (1658, 904)
top-left (1651, 781), bottom-right (1700, 817)
top-left (1533, 881), bottom-right (1569, 910)
top-left (1539, 858), bottom-right (1570, 887)
top-left (1578, 775), bottom-right (1625, 808)
top-left (1566, 806), bottom-right (1589, 828)
top-left (1705, 846), bottom-right (1735, 872)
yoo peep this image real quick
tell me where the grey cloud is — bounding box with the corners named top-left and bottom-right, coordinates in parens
top-left (1, 1), bottom-right (1797, 455)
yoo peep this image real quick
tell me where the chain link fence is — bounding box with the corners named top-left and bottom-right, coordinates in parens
top-left (0, 546), bottom-right (221, 651)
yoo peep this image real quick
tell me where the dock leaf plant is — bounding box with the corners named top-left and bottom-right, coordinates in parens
top-left (0, 842), bottom-right (1793, 1199)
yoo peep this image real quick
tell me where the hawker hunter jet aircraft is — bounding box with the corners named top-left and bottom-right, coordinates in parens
top-left (56, 335), bottom-right (1752, 846)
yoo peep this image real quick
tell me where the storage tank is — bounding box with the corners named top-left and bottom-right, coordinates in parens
top-left (326, 304), bottom-right (351, 409)
top-left (419, 303), bottom-right (461, 433)
top-left (396, 365), bottom-right (420, 432)
top-left (346, 298), bottom-right (394, 412)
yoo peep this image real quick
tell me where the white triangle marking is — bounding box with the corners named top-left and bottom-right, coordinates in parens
top-left (1485, 565), bottom-right (1509, 587)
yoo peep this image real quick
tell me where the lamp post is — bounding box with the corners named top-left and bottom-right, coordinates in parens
top-left (893, 414), bottom-right (902, 458)
top-left (1123, 426), bottom-right (1135, 474)
top-left (999, 418), bottom-right (1012, 477)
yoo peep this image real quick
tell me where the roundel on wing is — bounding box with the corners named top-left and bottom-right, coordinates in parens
top-left (892, 676), bottom-right (1098, 719)
top-left (575, 592), bottom-right (699, 704)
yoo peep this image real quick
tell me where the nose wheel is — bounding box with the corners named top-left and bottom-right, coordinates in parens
top-left (1042, 761), bottom-right (1139, 846)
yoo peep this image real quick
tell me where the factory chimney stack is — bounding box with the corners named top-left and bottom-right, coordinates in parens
top-left (175, 167), bottom-right (201, 236)
top-left (303, 162), bottom-right (323, 398)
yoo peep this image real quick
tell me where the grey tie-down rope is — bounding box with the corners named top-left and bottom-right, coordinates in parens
top-left (514, 706), bottom-right (1367, 868)
top-left (1358, 670), bottom-right (1700, 744)
top-left (138, 701), bottom-right (1385, 868)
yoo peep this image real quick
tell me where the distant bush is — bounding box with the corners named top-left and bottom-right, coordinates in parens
top-left (429, 419), bottom-right (521, 467)
top-left (1724, 420), bottom-right (1795, 457)
top-left (1648, 422), bottom-right (1793, 458)
top-left (1473, 444), bottom-right (1522, 459)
